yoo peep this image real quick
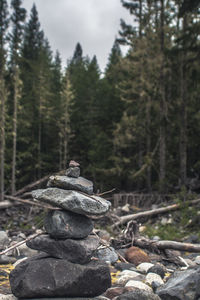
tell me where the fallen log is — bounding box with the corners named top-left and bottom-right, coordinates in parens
top-left (112, 198), bottom-right (200, 228)
top-left (132, 237), bottom-right (200, 253)
top-left (4, 195), bottom-right (59, 210)
top-left (0, 200), bottom-right (16, 210)
top-left (13, 170), bottom-right (66, 197)
top-left (113, 221), bottom-right (200, 256)
top-left (13, 175), bottom-right (50, 197)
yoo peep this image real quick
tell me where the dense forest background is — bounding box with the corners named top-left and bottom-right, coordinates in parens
top-left (0, 0), bottom-right (200, 200)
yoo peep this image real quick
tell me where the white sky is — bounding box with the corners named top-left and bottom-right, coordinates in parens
top-left (15, 0), bottom-right (133, 72)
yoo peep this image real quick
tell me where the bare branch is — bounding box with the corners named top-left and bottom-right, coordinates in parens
top-left (0, 231), bottom-right (44, 256)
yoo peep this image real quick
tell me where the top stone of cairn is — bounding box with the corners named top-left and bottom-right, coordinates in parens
top-left (69, 160), bottom-right (80, 167)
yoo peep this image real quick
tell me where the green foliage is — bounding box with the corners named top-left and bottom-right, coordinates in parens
top-left (0, 0), bottom-right (200, 196)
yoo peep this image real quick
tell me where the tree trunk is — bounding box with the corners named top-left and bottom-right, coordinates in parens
top-left (0, 76), bottom-right (6, 201)
top-left (59, 134), bottom-right (63, 171)
top-left (38, 73), bottom-right (42, 179)
top-left (179, 16), bottom-right (187, 186)
top-left (159, 0), bottom-right (166, 192)
top-left (146, 96), bottom-right (152, 191)
top-left (11, 67), bottom-right (19, 194)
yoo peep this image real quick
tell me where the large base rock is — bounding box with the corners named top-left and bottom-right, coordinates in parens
top-left (32, 188), bottom-right (111, 216)
top-left (44, 209), bottom-right (93, 239)
top-left (9, 255), bottom-right (111, 298)
top-left (27, 234), bottom-right (99, 264)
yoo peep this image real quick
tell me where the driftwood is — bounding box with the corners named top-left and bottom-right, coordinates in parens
top-left (0, 230), bottom-right (44, 256)
top-left (117, 221), bottom-right (200, 254)
top-left (97, 188), bottom-right (116, 197)
top-left (13, 175), bottom-right (50, 197)
top-left (4, 195), bottom-right (59, 210)
top-left (112, 198), bottom-right (200, 228)
top-left (0, 200), bottom-right (16, 210)
top-left (13, 170), bottom-right (66, 197)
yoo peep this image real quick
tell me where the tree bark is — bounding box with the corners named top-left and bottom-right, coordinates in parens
top-left (146, 96), bottom-right (152, 191)
top-left (159, 0), bottom-right (166, 192)
top-left (179, 15), bottom-right (188, 186)
top-left (11, 66), bottom-right (19, 194)
top-left (0, 76), bottom-right (6, 201)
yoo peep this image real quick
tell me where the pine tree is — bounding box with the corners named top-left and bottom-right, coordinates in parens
top-left (18, 4), bottom-right (50, 185)
top-left (68, 43), bottom-right (91, 168)
top-left (10, 0), bottom-right (26, 194)
top-left (59, 70), bottom-right (74, 170)
top-left (46, 50), bottom-right (63, 171)
top-left (0, 0), bottom-right (9, 200)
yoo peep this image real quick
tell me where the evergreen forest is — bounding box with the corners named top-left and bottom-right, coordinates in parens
top-left (0, 0), bottom-right (200, 200)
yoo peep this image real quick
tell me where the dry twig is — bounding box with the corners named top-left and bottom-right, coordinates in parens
top-left (0, 230), bottom-right (44, 256)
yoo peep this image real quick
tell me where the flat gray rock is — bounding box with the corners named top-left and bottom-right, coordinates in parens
top-left (9, 256), bottom-right (111, 298)
top-left (96, 247), bottom-right (118, 264)
top-left (32, 188), bottom-right (111, 216)
top-left (0, 231), bottom-right (9, 249)
top-left (116, 290), bottom-right (161, 300)
top-left (27, 234), bottom-right (99, 264)
top-left (44, 209), bottom-right (93, 239)
top-left (157, 266), bottom-right (200, 300)
top-left (48, 175), bottom-right (93, 194)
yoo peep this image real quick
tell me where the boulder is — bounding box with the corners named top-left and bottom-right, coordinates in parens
top-left (157, 266), bottom-right (200, 300)
top-left (27, 234), bottom-right (99, 264)
top-left (32, 188), bottom-right (111, 216)
top-left (115, 290), bottom-right (161, 300)
top-left (0, 295), bottom-right (17, 300)
top-left (116, 274), bottom-right (145, 286)
top-left (147, 264), bottom-right (166, 279)
top-left (105, 287), bottom-right (125, 299)
top-left (0, 255), bottom-right (16, 264)
top-left (47, 175), bottom-right (93, 195)
top-left (145, 272), bottom-right (164, 286)
top-left (116, 270), bottom-right (145, 285)
top-left (137, 262), bottom-right (154, 273)
top-left (44, 210), bottom-right (93, 239)
top-left (9, 256), bottom-right (111, 298)
top-left (125, 246), bottom-right (151, 266)
top-left (95, 247), bottom-right (118, 264)
top-left (66, 167), bottom-right (80, 178)
top-left (125, 280), bottom-right (152, 292)
top-left (0, 231), bottom-right (9, 249)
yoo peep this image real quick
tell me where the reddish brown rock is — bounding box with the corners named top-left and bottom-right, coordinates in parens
top-left (105, 286), bottom-right (138, 299)
top-left (105, 287), bottom-right (125, 299)
top-left (69, 160), bottom-right (80, 167)
top-left (125, 246), bottom-right (151, 266)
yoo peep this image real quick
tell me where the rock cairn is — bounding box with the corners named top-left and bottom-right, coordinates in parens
top-left (9, 161), bottom-right (111, 299)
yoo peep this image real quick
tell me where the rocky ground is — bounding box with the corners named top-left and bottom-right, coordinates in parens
top-left (1, 202), bottom-right (200, 300)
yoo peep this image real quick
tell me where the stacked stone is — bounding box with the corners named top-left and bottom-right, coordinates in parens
top-left (9, 161), bottom-right (111, 299)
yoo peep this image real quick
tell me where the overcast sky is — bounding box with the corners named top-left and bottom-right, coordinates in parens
top-left (15, 0), bottom-right (133, 72)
